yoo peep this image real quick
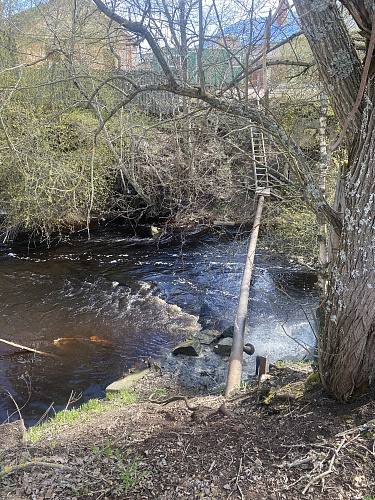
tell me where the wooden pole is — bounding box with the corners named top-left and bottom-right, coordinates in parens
top-left (225, 195), bottom-right (265, 397)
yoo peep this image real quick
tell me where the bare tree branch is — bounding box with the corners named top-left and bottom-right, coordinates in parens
top-left (92, 0), bottom-right (177, 87)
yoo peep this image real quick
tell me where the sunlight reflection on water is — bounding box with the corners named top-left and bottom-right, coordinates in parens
top-left (0, 229), bottom-right (317, 424)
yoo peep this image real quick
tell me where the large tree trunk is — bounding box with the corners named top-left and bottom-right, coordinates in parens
top-left (321, 115), bottom-right (375, 400)
top-left (294, 0), bottom-right (375, 400)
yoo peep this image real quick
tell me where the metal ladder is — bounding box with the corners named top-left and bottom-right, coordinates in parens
top-left (250, 126), bottom-right (270, 196)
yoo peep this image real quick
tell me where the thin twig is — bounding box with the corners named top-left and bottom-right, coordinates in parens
top-left (235, 457), bottom-right (244, 500)
top-left (336, 418), bottom-right (375, 437)
top-left (356, 443), bottom-right (375, 458)
top-left (5, 392), bottom-right (27, 445)
top-left (301, 437), bottom-right (347, 494)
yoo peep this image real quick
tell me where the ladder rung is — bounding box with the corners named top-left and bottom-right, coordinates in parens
top-left (251, 123), bottom-right (269, 195)
top-left (256, 187), bottom-right (271, 196)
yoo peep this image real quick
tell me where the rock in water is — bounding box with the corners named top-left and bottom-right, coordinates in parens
top-left (222, 326), bottom-right (234, 338)
top-left (213, 338), bottom-right (233, 356)
top-left (172, 338), bottom-right (202, 356)
top-left (222, 325), bottom-right (249, 339)
top-left (186, 329), bottom-right (221, 345)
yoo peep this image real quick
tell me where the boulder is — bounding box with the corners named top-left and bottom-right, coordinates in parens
top-left (213, 338), bottom-right (233, 356)
top-left (186, 329), bottom-right (221, 345)
top-left (222, 325), bottom-right (249, 338)
top-left (172, 338), bottom-right (202, 356)
top-left (106, 368), bottom-right (150, 393)
top-left (222, 326), bottom-right (234, 338)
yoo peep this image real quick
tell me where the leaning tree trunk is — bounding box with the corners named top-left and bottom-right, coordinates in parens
top-left (294, 0), bottom-right (375, 400)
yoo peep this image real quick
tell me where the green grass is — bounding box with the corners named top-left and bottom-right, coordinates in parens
top-left (106, 389), bottom-right (137, 404)
top-left (215, 385), bottom-right (226, 394)
top-left (113, 448), bottom-right (148, 494)
top-left (150, 388), bottom-right (168, 397)
top-left (93, 440), bottom-right (148, 494)
top-left (276, 359), bottom-right (312, 368)
top-left (27, 392), bottom-right (137, 442)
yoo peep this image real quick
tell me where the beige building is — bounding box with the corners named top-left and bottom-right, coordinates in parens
top-left (7, 0), bottom-right (138, 71)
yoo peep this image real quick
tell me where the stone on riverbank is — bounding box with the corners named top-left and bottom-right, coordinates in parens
top-left (106, 368), bottom-right (150, 393)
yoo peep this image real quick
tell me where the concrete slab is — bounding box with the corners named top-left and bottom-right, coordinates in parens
top-left (105, 368), bottom-right (150, 393)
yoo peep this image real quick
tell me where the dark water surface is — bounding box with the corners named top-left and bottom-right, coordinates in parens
top-left (0, 227), bottom-right (318, 425)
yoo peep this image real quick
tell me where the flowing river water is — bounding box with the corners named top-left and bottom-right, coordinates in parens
top-left (0, 226), bottom-right (318, 425)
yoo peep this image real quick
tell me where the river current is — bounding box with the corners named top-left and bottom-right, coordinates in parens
top-left (0, 226), bottom-right (318, 425)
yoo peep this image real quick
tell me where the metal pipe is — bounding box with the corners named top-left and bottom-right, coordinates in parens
top-left (225, 195), bottom-right (265, 397)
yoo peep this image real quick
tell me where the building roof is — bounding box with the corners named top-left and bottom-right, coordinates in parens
top-left (222, 13), bottom-right (299, 46)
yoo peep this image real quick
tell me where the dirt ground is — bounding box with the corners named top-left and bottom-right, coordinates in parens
top-left (1, 363), bottom-right (375, 500)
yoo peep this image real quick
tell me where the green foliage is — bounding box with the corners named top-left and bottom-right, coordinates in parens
top-left (0, 6), bottom-right (337, 242)
top-left (262, 201), bottom-right (318, 261)
top-left (106, 390), bottom-right (137, 404)
top-left (278, 101), bottom-right (319, 147)
top-left (0, 103), bottom-right (116, 239)
top-left (113, 449), bottom-right (148, 494)
top-left (276, 359), bottom-right (312, 368)
top-left (27, 391), bottom-right (138, 443)
top-left (151, 388), bottom-right (168, 397)
top-left (92, 437), bottom-right (115, 458)
top-left (27, 398), bottom-right (107, 442)
top-left (215, 385), bottom-right (226, 394)
top-left (93, 439), bottom-right (148, 494)
top-left (304, 371), bottom-right (321, 390)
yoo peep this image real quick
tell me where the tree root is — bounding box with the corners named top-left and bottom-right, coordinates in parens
top-left (149, 395), bottom-right (198, 411)
top-left (149, 396), bottom-right (235, 421)
top-left (0, 460), bottom-right (72, 477)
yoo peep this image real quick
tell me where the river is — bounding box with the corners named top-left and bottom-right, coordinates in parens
top-left (0, 225), bottom-right (318, 425)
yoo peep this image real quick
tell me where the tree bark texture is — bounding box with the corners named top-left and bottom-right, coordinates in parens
top-left (293, 0), bottom-right (362, 133)
top-left (294, 0), bottom-right (375, 400)
top-left (322, 114), bottom-right (375, 401)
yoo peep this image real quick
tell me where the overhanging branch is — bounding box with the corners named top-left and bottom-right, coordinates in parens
top-left (92, 0), bottom-right (177, 88)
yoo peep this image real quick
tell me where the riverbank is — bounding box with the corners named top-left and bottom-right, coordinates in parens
top-left (1, 362), bottom-right (374, 499)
